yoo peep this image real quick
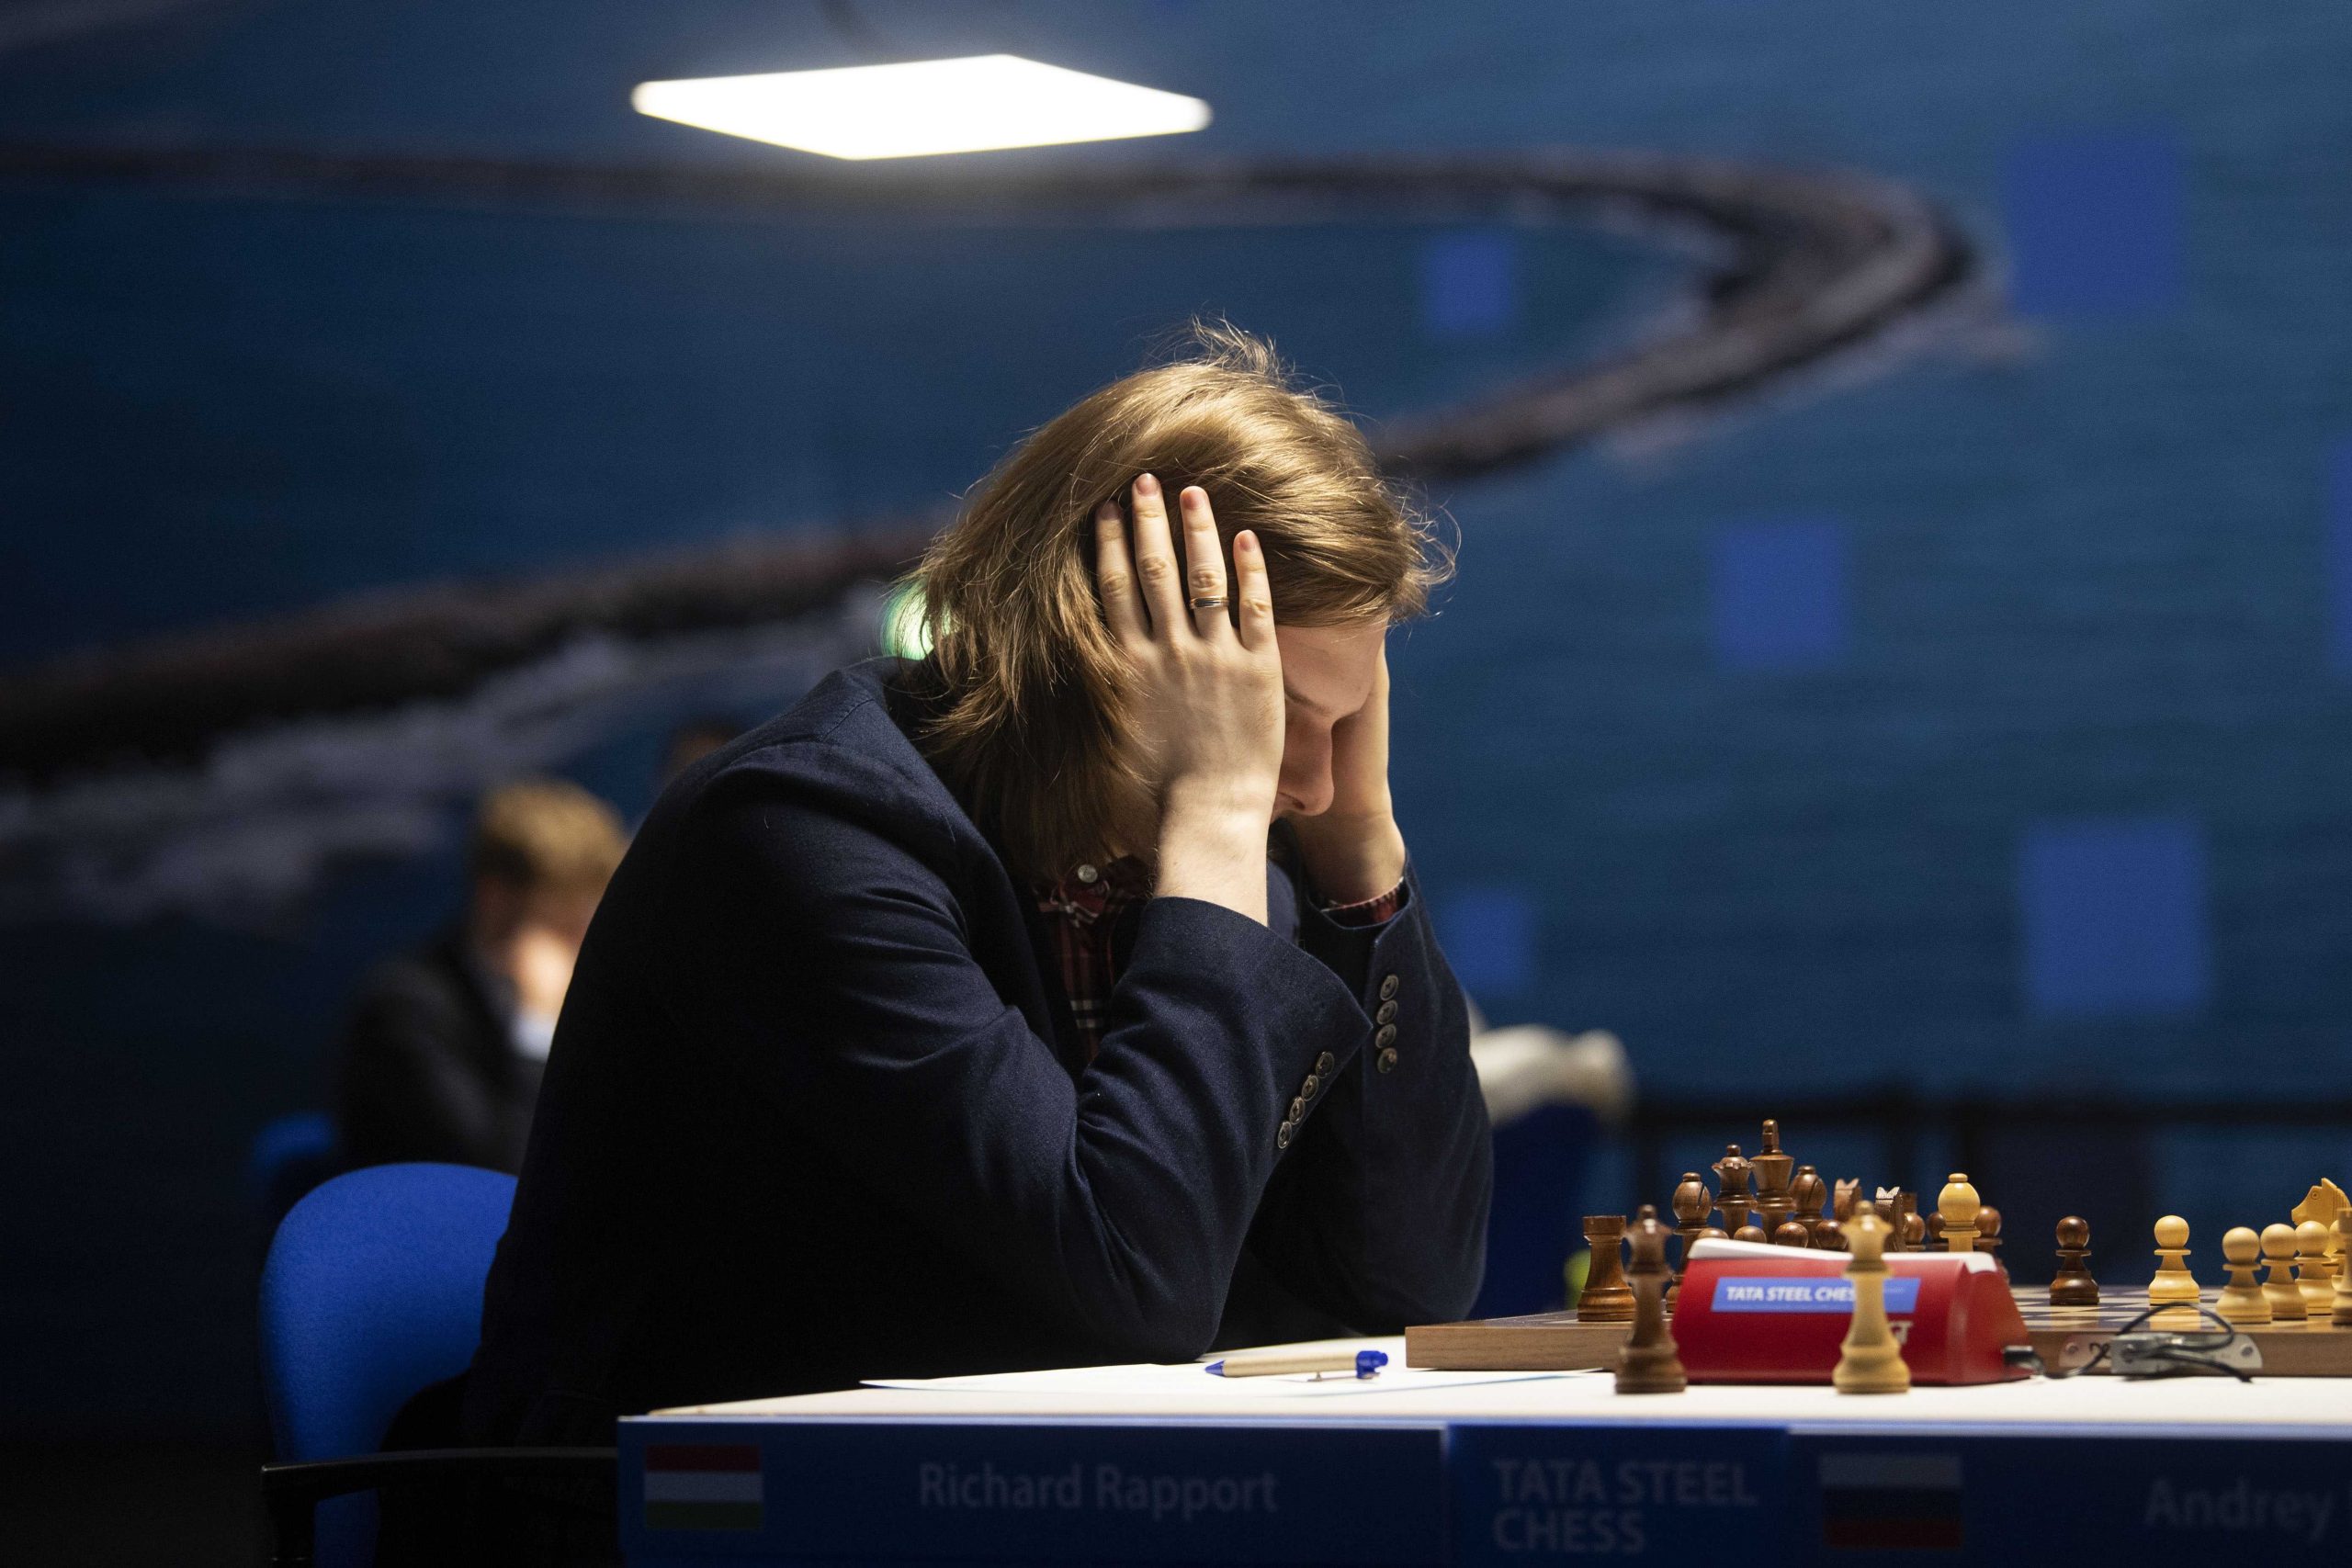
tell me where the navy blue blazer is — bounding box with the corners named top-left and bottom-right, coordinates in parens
top-left (463, 656), bottom-right (1491, 1444)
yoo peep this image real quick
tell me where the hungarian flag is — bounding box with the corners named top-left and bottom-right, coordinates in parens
top-left (643, 1443), bottom-right (764, 1531)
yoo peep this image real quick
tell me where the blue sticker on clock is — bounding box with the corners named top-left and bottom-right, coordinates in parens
top-left (1711, 1276), bottom-right (1920, 1314)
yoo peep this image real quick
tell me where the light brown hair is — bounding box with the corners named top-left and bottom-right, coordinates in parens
top-left (906, 321), bottom-right (1453, 883)
top-left (469, 778), bottom-right (627, 899)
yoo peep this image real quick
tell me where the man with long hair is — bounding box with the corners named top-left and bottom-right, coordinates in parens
top-left (461, 325), bottom-right (1493, 1464)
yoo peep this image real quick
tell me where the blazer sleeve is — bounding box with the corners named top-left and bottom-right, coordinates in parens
top-left (674, 743), bottom-right (1381, 1365)
top-left (1238, 861), bottom-right (1494, 1330)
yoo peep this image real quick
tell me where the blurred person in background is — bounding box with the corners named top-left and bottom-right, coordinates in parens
top-left (335, 778), bottom-right (626, 1173)
top-left (636, 716), bottom-right (744, 832)
top-left (659, 716), bottom-right (741, 787)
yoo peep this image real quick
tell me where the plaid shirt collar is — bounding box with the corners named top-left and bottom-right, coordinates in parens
top-left (1030, 850), bottom-right (1406, 1066)
top-left (1033, 855), bottom-right (1152, 1065)
top-left (1035, 854), bottom-right (1155, 922)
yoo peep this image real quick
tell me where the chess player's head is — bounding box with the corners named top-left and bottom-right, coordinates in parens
top-left (905, 320), bottom-right (1453, 880)
top-left (466, 778), bottom-right (628, 953)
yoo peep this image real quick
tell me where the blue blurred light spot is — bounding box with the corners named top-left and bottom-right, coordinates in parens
top-left (2004, 130), bottom-right (2185, 316)
top-left (2020, 817), bottom-right (2211, 1018)
top-left (2327, 439), bottom-right (2352, 675)
top-left (1439, 886), bottom-right (1537, 997)
top-left (1711, 518), bottom-right (1849, 671)
top-left (1419, 231), bottom-right (1519, 340)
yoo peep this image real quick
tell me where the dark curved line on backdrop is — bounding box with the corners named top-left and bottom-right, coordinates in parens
top-left (0, 145), bottom-right (1973, 781)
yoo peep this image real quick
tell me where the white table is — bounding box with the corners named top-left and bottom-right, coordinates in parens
top-left (618, 1335), bottom-right (2352, 1565)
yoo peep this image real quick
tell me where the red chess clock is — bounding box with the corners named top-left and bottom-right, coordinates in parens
top-left (1673, 1238), bottom-right (2031, 1385)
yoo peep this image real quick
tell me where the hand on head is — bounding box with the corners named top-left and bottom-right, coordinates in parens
top-left (1273, 627), bottom-right (1405, 906)
top-left (1091, 473), bottom-right (1406, 914)
top-left (1093, 473), bottom-right (1285, 829)
top-left (1093, 474), bottom-right (1283, 922)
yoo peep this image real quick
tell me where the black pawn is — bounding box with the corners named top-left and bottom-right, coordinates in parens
top-left (2051, 1215), bottom-right (2099, 1306)
top-left (1977, 1205), bottom-right (2006, 1271)
top-left (1668, 1172), bottom-right (1712, 1307)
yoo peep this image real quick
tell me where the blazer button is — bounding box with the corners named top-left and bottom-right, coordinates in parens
top-left (1289, 1097), bottom-right (1306, 1122)
top-left (1315, 1051), bottom-right (1335, 1075)
top-left (1376, 1046), bottom-right (1399, 1074)
top-left (1379, 974), bottom-right (1400, 1000)
top-left (1374, 1023), bottom-right (1397, 1047)
top-left (1301, 1074), bottom-right (1318, 1098)
top-left (1277, 1121), bottom-right (1295, 1148)
top-left (1375, 999), bottom-right (1398, 1025)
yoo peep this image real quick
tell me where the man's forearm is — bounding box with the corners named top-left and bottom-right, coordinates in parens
top-left (1158, 789), bottom-right (1273, 926)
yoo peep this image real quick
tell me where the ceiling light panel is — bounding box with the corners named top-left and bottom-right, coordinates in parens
top-left (631, 54), bottom-right (1212, 161)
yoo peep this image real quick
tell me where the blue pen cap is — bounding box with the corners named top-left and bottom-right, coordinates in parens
top-left (1356, 1349), bottom-right (1389, 1378)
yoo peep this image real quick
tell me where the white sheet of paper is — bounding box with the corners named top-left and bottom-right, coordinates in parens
top-left (863, 1363), bottom-right (1574, 1398)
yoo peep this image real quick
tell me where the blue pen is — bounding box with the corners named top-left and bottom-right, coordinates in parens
top-left (1204, 1348), bottom-right (1388, 1379)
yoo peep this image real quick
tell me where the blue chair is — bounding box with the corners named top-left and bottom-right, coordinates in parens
top-left (248, 1112), bottom-right (341, 1237)
top-left (257, 1162), bottom-right (613, 1567)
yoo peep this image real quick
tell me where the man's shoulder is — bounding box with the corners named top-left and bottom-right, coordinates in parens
top-left (752, 656), bottom-right (908, 744)
top-left (696, 659), bottom-right (941, 795)
top-left (654, 658), bottom-right (983, 871)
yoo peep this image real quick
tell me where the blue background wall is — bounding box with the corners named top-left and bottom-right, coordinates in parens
top-left (3, 1), bottom-right (2350, 1440)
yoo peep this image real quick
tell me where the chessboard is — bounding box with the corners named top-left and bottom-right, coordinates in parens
top-left (1404, 1285), bottom-right (2352, 1378)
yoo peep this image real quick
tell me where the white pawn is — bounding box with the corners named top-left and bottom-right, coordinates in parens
top-left (2149, 1214), bottom-right (2199, 1306)
top-left (2261, 1224), bottom-right (2308, 1320)
top-left (2295, 1221), bottom-right (2336, 1315)
top-left (2215, 1227), bottom-right (2271, 1325)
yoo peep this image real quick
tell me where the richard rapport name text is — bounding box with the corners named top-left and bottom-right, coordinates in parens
top-left (918, 1461), bottom-right (1279, 1524)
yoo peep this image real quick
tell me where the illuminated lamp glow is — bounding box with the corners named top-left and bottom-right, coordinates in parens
top-left (879, 580), bottom-right (933, 660)
top-left (630, 54), bottom-right (1211, 161)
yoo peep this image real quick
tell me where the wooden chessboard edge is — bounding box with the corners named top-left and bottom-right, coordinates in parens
top-left (1405, 1317), bottom-right (1631, 1372)
top-left (1407, 1286), bottom-right (2352, 1377)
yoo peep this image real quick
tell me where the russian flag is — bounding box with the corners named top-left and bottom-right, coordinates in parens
top-left (1817, 1451), bottom-right (1963, 1551)
top-left (643, 1443), bottom-right (763, 1532)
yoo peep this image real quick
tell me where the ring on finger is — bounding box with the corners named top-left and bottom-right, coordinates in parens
top-left (1189, 594), bottom-right (1229, 612)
